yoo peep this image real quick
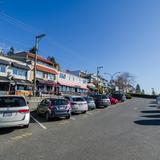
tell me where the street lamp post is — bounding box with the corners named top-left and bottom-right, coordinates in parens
top-left (33, 34), bottom-right (46, 96)
top-left (96, 66), bottom-right (103, 79)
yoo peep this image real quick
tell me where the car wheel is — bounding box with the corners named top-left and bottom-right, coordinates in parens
top-left (23, 124), bottom-right (29, 128)
top-left (82, 111), bottom-right (86, 114)
top-left (45, 112), bottom-right (50, 121)
top-left (66, 115), bottom-right (70, 119)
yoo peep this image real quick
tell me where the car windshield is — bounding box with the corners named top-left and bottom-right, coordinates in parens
top-left (0, 97), bottom-right (26, 107)
top-left (72, 97), bottom-right (85, 102)
top-left (52, 99), bottom-right (68, 105)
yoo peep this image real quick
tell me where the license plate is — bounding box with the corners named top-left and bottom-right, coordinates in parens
top-left (3, 112), bottom-right (12, 117)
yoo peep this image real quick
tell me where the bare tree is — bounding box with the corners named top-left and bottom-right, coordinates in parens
top-left (114, 72), bottom-right (136, 92)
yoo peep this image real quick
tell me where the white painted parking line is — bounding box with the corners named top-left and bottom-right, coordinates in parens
top-left (86, 112), bottom-right (93, 115)
top-left (30, 115), bottom-right (47, 130)
top-left (70, 117), bottom-right (76, 120)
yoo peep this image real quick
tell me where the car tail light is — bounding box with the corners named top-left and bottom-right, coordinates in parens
top-left (18, 109), bottom-right (30, 113)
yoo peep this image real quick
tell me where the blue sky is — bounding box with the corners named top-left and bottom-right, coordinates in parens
top-left (0, 0), bottom-right (160, 93)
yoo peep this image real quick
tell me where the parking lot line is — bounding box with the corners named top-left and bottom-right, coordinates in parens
top-left (86, 112), bottom-right (93, 115)
top-left (70, 117), bottom-right (76, 120)
top-left (30, 115), bottom-right (47, 130)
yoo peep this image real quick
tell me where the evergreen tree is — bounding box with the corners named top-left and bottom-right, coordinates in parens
top-left (152, 88), bottom-right (155, 95)
top-left (142, 89), bottom-right (145, 94)
top-left (47, 56), bottom-right (56, 64)
top-left (136, 84), bottom-right (141, 93)
top-left (7, 47), bottom-right (14, 56)
top-left (29, 46), bottom-right (37, 54)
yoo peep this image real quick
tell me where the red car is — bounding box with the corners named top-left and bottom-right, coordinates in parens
top-left (109, 97), bottom-right (119, 104)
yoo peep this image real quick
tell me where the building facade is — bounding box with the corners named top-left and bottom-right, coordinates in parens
top-left (57, 70), bottom-right (88, 95)
top-left (15, 52), bottom-right (58, 94)
top-left (0, 54), bottom-right (32, 95)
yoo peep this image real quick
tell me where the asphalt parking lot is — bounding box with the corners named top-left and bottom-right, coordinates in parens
top-left (1, 98), bottom-right (160, 160)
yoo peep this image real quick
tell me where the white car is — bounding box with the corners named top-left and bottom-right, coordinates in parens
top-left (0, 96), bottom-right (30, 128)
top-left (64, 96), bottom-right (88, 114)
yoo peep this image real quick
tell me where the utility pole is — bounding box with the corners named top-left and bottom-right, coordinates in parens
top-left (104, 72), bottom-right (120, 92)
top-left (33, 34), bottom-right (46, 96)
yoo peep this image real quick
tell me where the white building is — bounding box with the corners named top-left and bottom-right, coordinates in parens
top-left (57, 70), bottom-right (88, 95)
top-left (0, 54), bottom-right (32, 95)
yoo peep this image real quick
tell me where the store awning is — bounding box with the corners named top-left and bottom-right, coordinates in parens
top-left (12, 62), bottom-right (30, 70)
top-left (15, 79), bottom-right (33, 86)
top-left (0, 59), bottom-right (10, 65)
top-left (36, 79), bottom-right (57, 86)
top-left (58, 81), bottom-right (88, 90)
top-left (36, 65), bottom-right (58, 75)
top-left (0, 76), bottom-right (10, 83)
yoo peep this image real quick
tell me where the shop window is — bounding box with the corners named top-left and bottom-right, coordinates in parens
top-left (13, 68), bottom-right (27, 77)
top-left (0, 65), bottom-right (6, 73)
top-left (36, 71), bottom-right (43, 78)
top-left (60, 73), bottom-right (66, 79)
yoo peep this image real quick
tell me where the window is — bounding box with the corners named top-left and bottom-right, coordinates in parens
top-left (0, 97), bottom-right (26, 107)
top-left (0, 65), bottom-right (6, 73)
top-left (72, 97), bottom-right (85, 102)
top-left (13, 68), bottom-right (27, 77)
top-left (59, 73), bottom-right (66, 79)
top-left (48, 74), bottom-right (55, 80)
top-left (36, 71), bottom-right (43, 78)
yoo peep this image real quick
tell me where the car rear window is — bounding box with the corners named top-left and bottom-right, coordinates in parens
top-left (85, 97), bottom-right (93, 101)
top-left (72, 97), bottom-right (85, 102)
top-left (0, 97), bottom-right (26, 107)
top-left (102, 95), bottom-right (108, 99)
top-left (52, 99), bottom-right (68, 105)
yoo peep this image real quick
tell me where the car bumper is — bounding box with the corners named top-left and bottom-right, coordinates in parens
top-left (51, 110), bottom-right (71, 118)
top-left (72, 107), bottom-right (88, 113)
top-left (88, 104), bottom-right (96, 109)
top-left (0, 114), bottom-right (30, 128)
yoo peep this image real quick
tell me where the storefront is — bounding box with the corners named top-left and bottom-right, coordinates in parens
top-left (36, 79), bottom-right (57, 94)
top-left (57, 81), bottom-right (88, 95)
top-left (0, 76), bottom-right (10, 95)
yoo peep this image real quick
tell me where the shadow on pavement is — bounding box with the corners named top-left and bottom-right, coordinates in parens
top-left (134, 119), bottom-right (160, 125)
top-left (148, 105), bottom-right (157, 108)
top-left (149, 101), bottom-right (157, 105)
top-left (30, 110), bottom-right (68, 123)
top-left (141, 110), bottom-right (160, 114)
top-left (141, 115), bottom-right (160, 118)
top-left (0, 128), bottom-right (14, 135)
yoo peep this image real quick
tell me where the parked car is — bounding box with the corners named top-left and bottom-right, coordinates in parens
top-left (91, 94), bottom-right (111, 108)
top-left (109, 97), bottom-right (119, 104)
top-left (107, 93), bottom-right (119, 105)
top-left (64, 96), bottom-right (88, 114)
top-left (156, 96), bottom-right (160, 107)
top-left (37, 98), bottom-right (71, 121)
top-left (112, 91), bottom-right (126, 102)
top-left (83, 96), bottom-right (96, 110)
top-left (0, 96), bottom-right (30, 128)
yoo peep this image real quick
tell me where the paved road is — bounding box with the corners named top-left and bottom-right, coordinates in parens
top-left (0, 98), bottom-right (160, 160)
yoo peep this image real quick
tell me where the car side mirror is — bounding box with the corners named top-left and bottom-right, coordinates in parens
top-left (27, 101), bottom-right (29, 105)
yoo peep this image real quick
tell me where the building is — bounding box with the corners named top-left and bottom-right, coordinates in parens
top-left (57, 70), bottom-right (88, 95)
top-left (69, 70), bottom-right (108, 93)
top-left (0, 54), bottom-right (32, 95)
top-left (14, 52), bottom-right (58, 94)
